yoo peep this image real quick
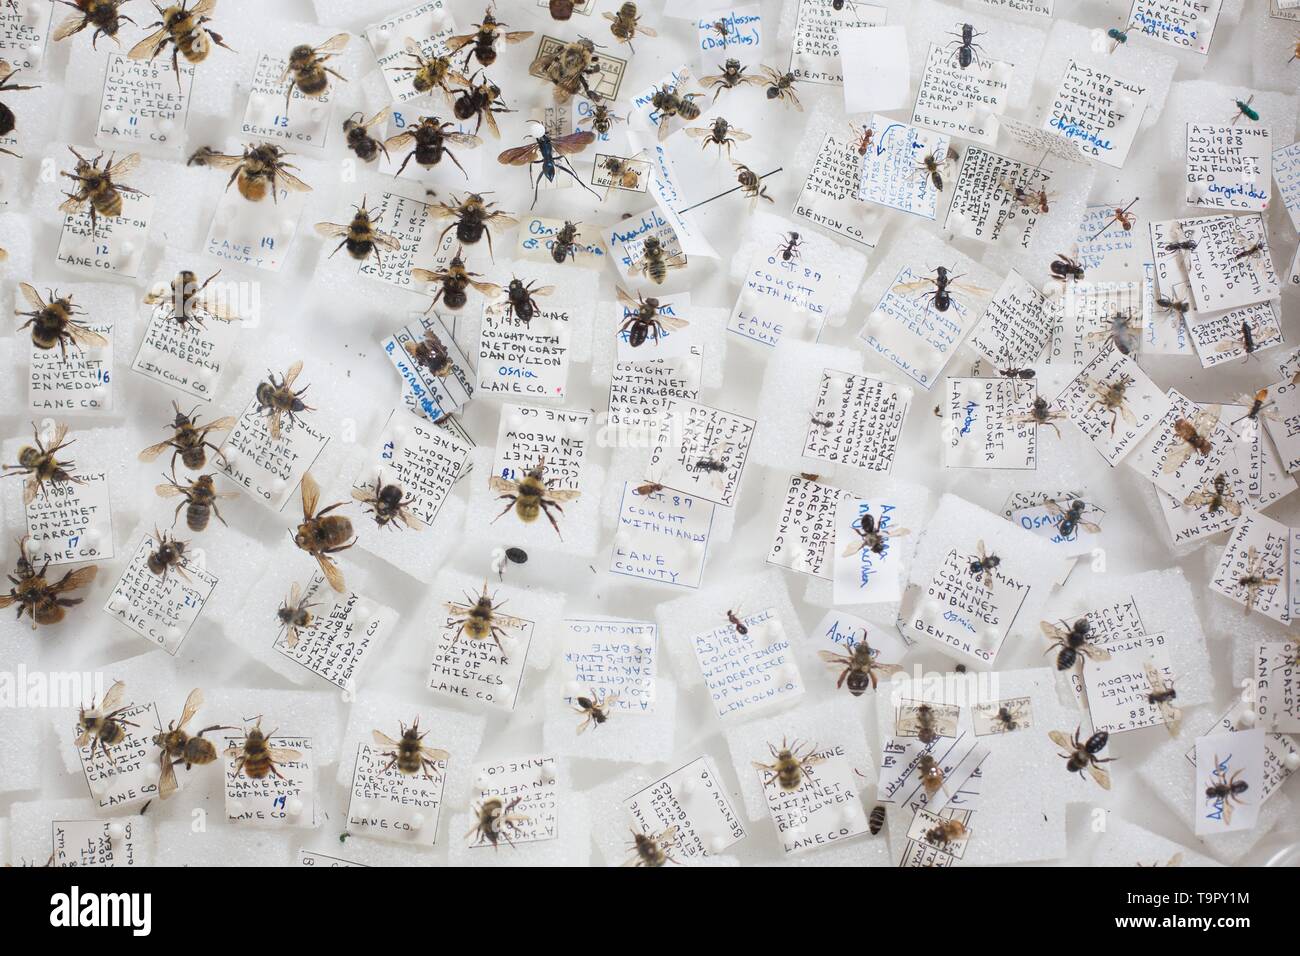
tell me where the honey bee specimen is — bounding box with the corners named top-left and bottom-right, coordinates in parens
top-left (224, 717), bottom-right (300, 780)
top-left (617, 286), bottom-right (688, 347)
top-left (390, 37), bottom-right (467, 104)
top-left (75, 680), bottom-right (136, 764)
top-left (314, 197), bottom-right (401, 265)
top-left (187, 142), bottom-right (312, 203)
top-left (841, 511), bottom-right (910, 557)
top-left (0, 536), bottom-right (98, 628)
top-left (753, 738), bottom-right (823, 791)
top-left (0, 61), bottom-right (38, 140)
top-left (1236, 546), bottom-right (1281, 616)
top-left (147, 528), bottom-right (192, 582)
top-left (1204, 758), bottom-right (1249, 825)
top-left (1044, 497), bottom-right (1100, 537)
top-left (1183, 472), bottom-right (1242, 517)
top-left (535, 36), bottom-right (601, 103)
top-left (1049, 727), bottom-right (1113, 789)
top-left (413, 248), bottom-right (500, 311)
top-left (604, 2), bottom-right (656, 51)
top-left (434, 193), bottom-right (517, 259)
top-left (497, 125), bottom-right (599, 208)
top-left (16, 283), bottom-right (108, 360)
top-left (819, 636), bottom-right (903, 695)
top-left (294, 472), bottom-right (355, 593)
top-left (128, 0), bottom-right (235, 90)
top-left (624, 826), bottom-right (680, 867)
top-left (967, 540), bottom-right (1001, 589)
top-left (633, 236), bottom-right (686, 284)
top-left (277, 581), bottom-right (316, 648)
top-left (497, 276), bottom-right (555, 324)
top-left (924, 817), bottom-right (968, 848)
top-left (488, 457), bottom-right (581, 538)
top-left (281, 32), bottom-right (350, 106)
top-left (447, 7), bottom-right (533, 70)
top-left (143, 269), bottom-right (236, 331)
top-left (573, 689), bottom-right (620, 733)
top-left (156, 471), bottom-right (236, 532)
top-left (444, 581), bottom-right (527, 657)
top-left (686, 116), bottom-right (750, 157)
top-left (1011, 396), bottom-right (1067, 438)
top-left (1143, 661), bottom-right (1181, 736)
top-left (255, 360), bottom-right (312, 439)
top-left (51, 0), bottom-right (136, 50)
top-left (352, 478), bottom-right (423, 530)
top-left (154, 688), bottom-right (231, 799)
top-left (1041, 618), bottom-right (1111, 671)
top-left (3, 421), bottom-right (83, 504)
top-left (700, 58), bottom-right (763, 102)
top-left (1163, 405), bottom-right (1221, 473)
top-left (138, 402), bottom-right (236, 472)
top-left (1086, 373), bottom-right (1137, 435)
top-left (58, 148), bottom-right (145, 235)
top-left (372, 719), bottom-right (448, 779)
top-left (467, 796), bottom-right (528, 849)
top-left (342, 107), bottom-right (392, 164)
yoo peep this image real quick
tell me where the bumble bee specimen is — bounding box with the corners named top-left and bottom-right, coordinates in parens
top-left (1143, 661), bottom-right (1181, 736)
top-left (496, 276), bottom-right (555, 324)
top-left (1045, 497), bottom-right (1100, 537)
top-left (51, 0), bottom-right (136, 50)
top-left (154, 688), bottom-right (231, 799)
top-left (314, 197), bottom-right (401, 265)
top-left (444, 581), bottom-right (526, 657)
top-left (277, 581), bottom-right (316, 648)
top-left (352, 478), bottom-right (423, 531)
top-left (841, 511), bottom-right (910, 558)
top-left (372, 718), bottom-right (448, 779)
top-left (551, 220), bottom-right (582, 264)
top-left (255, 360), bottom-right (312, 439)
top-left (913, 145), bottom-right (956, 192)
top-left (1050, 253), bottom-right (1085, 282)
top-left (390, 37), bottom-right (467, 104)
top-left (733, 161), bottom-right (772, 205)
top-left (433, 193), bottom-right (517, 259)
top-left (1049, 727), bottom-right (1113, 789)
top-left (58, 148), bottom-right (145, 234)
top-left (3, 421), bottom-right (83, 504)
top-left (281, 32), bottom-right (349, 106)
top-left (468, 795), bottom-right (528, 849)
top-left (1011, 395), bottom-right (1066, 438)
top-left (819, 636), bottom-right (903, 695)
top-left (448, 6), bottom-right (533, 69)
top-left (700, 58), bottom-right (763, 102)
top-left (16, 283), bottom-right (108, 361)
top-left (1041, 618), bottom-right (1110, 671)
top-left (868, 805), bottom-right (887, 835)
top-left (224, 717), bottom-right (300, 780)
top-left (758, 65), bottom-right (802, 110)
top-left (1084, 309), bottom-right (1141, 356)
top-left (891, 265), bottom-right (985, 313)
top-left (294, 472), bottom-right (355, 594)
top-left (617, 286), bottom-right (687, 347)
top-left (142, 269), bottom-right (236, 331)
top-left (488, 457), bottom-right (582, 539)
top-left (1087, 374), bottom-right (1137, 435)
top-left (573, 688), bottom-right (619, 733)
top-left (754, 738), bottom-right (823, 791)
top-left (1184, 472), bottom-right (1242, 517)
top-left (1236, 546), bottom-right (1281, 616)
top-left (384, 116), bottom-right (481, 179)
top-left (0, 536), bottom-right (97, 628)
top-left (403, 330), bottom-right (457, 379)
top-left (0, 61), bottom-right (38, 139)
top-left (624, 826), bottom-right (679, 867)
top-left (138, 403), bottom-right (235, 473)
top-left (917, 753), bottom-right (946, 797)
top-left (128, 0), bottom-right (235, 90)
top-left (968, 540), bottom-right (1001, 589)
top-left (187, 142), bottom-right (311, 203)
top-left (452, 71), bottom-right (514, 138)
top-left (147, 528), bottom-right (192, 582)
top-left (686, 115), bottom-right (750, 157)
top-left (583, 93), bottom-right (624, 136)
top-left (1164, 406), bottom-right (1221, 473)
top-left (156, 471), bottom-right (236, 532)
top-left (924, 817), bottom-right (969, 848)
top-left (1090, 197), bottom-right (1139, 239)
top-left (1204, 759), bottom-right (1250, 824)
top-left (535, 36), bottom-right (601, 103)
top-left (75, 680), bottom-right (136, 764)
top-left (604, 2), bottom-right (655, 51)
top-left (498, 125), bottom-right (599, 208)
top-left (413, 248), bottom-right (500, 311)
top-left (342, 106), bottom-right (391, 164)
top-left (649, 84), bottom-right (702, 139)
top-left (634, 235), bottom-right (686, 284)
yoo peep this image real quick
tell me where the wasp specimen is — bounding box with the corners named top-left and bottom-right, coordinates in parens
top-left (1231, 95), bottom-right (1258, 125)
top-left (1107, 26), bottom-right (1129, 52)
top-left (138, 403), bottom-right (235, 473)
top-left (841, 511), bottom-right (909, 558)
top-left (3, 421), bottom-right (83, 504)
top-left (947, 22), bottom-right (985, 69)
top-left (892, 265), bottom-right (984, 313)
top-left (58, 148), bottom-right (145, 234)
top-left (1164, 405), bottom-right (1221, 473)
top-left (143, 269), bottom-right (236, 332)
top-left (968, 540), bottom-right (1001, 589)
top-left (617, 286), bottom-right (688, 347)
top-left (1050, 727), bottom-right (1113, 789)
top-left (1162, 225), bottom-right (1198, 256)
top-left (1236, 546), bottom-right (1280, 616)
top-left (294, 472), bottom-right (355, 594)
top-left (1045, 497), bottom-right (1100, 537)
top-left (433, 193), bottom-right (517, 259)
top-left (75, 680), bottom-right (136, 764)
top-left (726, 609), bottom-right (747, 635)
top-left (1231, 388), bottom-right (1278, 430)
top-left (16, 283), bottom-right (108, 361)
top-left (128, 0), bottom-right (235, 90)
top-left (1011, 395), bottom-right (1066, 438)
top-left (413, 249), bottom-right (500, 310)
top-left (1050, 253), bottom-right (1085, 282)
top-left (342, 107), bottom-right (391, 164)
top-left (759, 65), bottom-right (802, 110)
top-left (754, 738), bottom-right (823, 792)
top-left (1002, 176), bottom-right (1052, 214)
top-left (924, 818), bottom-right (969, 848)
top-left (650, 83), bottom-right (702, 138)
top-left (917, 753), bottom-right (946, 798)
top-left (686, 116), bottom-right (750, 157)
top-left (551, 219), bottom-right (582, 264)
top-left (1154, 291), bottom-right (1191, 319)
top-left (281, 32), bottom-right (350, 107)
top-left (733, 161), bottom-right (773, 205)
top-left (488, 457), bottom-right (581, 538)
top-left (255, 360), bottom-right (312, 439)
top-left (154, 688), bottom-right (231, 799)
top-left (0, 61), bottom-right (38, 140)
top-left (468, 796), bottom-right (528, 849)
top-left (582, 93), bottom-right (624, 136)
top-left (535, 36), bottom-right (601, 103)
top-left (1041, 618), bottom-right (1110, 671)
top-left (573, 688), bottom-right (619, 733)
top-left (277, 580), bottom-right (316, 648)
top-left (868, 805), bottom-right (887, 835)
top-left (1204, 758), bottom-right (1250, 825)
top-left (372, 719), bottom-right (448, 779)
top-left (1086, 373), bottom-right (1137, 435)
top-left (187, 142), bottom-right (311, 203)
top-left (819, 636), bottom-right (903, 695)
top-left (1090, 197), bottom-right (1139, 239)
top-left (384, 115), bottom-right (481, 179)
top-left (352, 478), bottom-right (423, 531)
top-left (998, 366), bottom-right (1035, 380)
top-left (496, 276), bottom-right (555, 324)
top-left (0, 536), bottom-right (97, 628)
top-left (1183, 472), bottom-right (1242, 517)
top-left (51, 0), bottom-right (136, 49)
top-left (499, 125), bottom-right (599, 208)
top-left (604, 2), bottom-right (655, 51)
top-left (1216, 320), bottom-right (1262, 361)
top-left (147, 528), bottom-right (192, 582)
top-left (1084, 309), bottom-right (1141, 356)
top-left (225, 717), bottom-right (300, 780)
top-left (314, 197), bottom-right (401, 265)
top-left (624, 826), bottom-right (679, 867)
top-left (390, 37), bottom-right (467, 104)
top-left (156, 471), bottom-right (236, 532)
top-left (1143, 661), bottom-right (1181, 736)
top-left (447, 6), bottom-right (532, 69)
top-left (700, 58), bottom-right (763, 102)
top-left (452, 71), bottom-right (514, 138)
top-left (915, 145), bottom-right (957, 191)
top-left (444, 581), bottom-right (526, 657)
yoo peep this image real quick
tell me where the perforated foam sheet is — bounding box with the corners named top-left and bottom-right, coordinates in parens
top-left (7, 796), bottom-right (152, 866)
top-left (0, 659), bottom-right (43, 795)
top-left (750, 339), bottom-right (865, 469)
top-left (541, 672), bottom-right (678, 764)
top-left (1087, 815), bottom-right (1223, 867)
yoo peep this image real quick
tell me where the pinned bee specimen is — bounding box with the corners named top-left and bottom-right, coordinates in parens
top-left (128, 0), bottom-right (236, 90)
top-left (990, 706), bottom-right (1020, 732)
top-left (1041, 618), bottom-right (1110, 671)
top-left (733, 161), bottom-right (773, 205)
top-left (758, 65), bottom-right (802, 110)
top-left (818, 636), bottom-right (903, 696)
top-left (582, 93), bottom-right (624, 136)
top-left (342, 107), bottom-right (392, 164)
top-left (1163, 405), bottom-right (1221, 473)
top-left (898, 702), bottom-right (945, 745)
top-left (384, 115), bottom-right (482, 179)
top-left (277, 581), bottom-right (317, 648)
top-left (891, 266), bottom-right (985, 314)
top-left (58, 148), bottom-right (146, 235)
top-left (1050, 253), bottom-right (1085, 282)
top-left (1049, 727), bottom-right (1113, 790)
top-left (1011, 396), bottom-right (1066, 439)
top-left (294, 472), bottom-right (356, 594)
top-left (596, 153), bottom-right (646, 198)
top-left (1183, 472), bottom-right (1242, 517)
top-left (0, 61), bottom-right (38, 141)
top-left (433, 193), bottom-right (517, 259)
top-left (604, 2), bottom-right (656, 51)
top-left (650, 83), bottom-right (702, 138)
top-left (1086, 373), bottom-right (1137, 435)
top-left (452, 71), bottom-right (514, 138)
top-left (187, 142), bottom-right (311, 203)
top-left (631, 236), bottom-right (686, 285)
top-left (51, 0), bottom-right (137, 50)
top-left (1044, 497), bottom-right (1100, 537)
top-left (1143, 661), bottom-right (1181, 736)
top-left (1084, 309), bottom-right (1141, 356)
top-left (686, 116), bottom-right (750, 157)
top-left (497, 276), bottom-right (555, 324)
top-left (147, 528), bottom-right (192, 582)
top-left (489, 458), bottom-right (581, 538)
top-left (372, 718), bottom-right (448, 779)
top-left (156, 471), bottom-right (237, 532)
top-left (1090, 197), bottom-right (1139, 239)
top-left (224, 717), bottom-right (300, 780)
top-left (916, 753), bottom-right (946, 798)
top-left (281, 32), bottom-right (350, 107)
top-left (1236, 546), bottom-right (1281, 616)
top-left (573, 688), bottom-right (619, 733)
top-left (138, 402), bottom-right (236, 473)
top-left (549, 0), bottom-right (574, 20)
top-left (390, 37), bottom-right (468, 104)
top-left (154, 688), bottom-right (232, 799)
top-left (3, 421), bottom-right (84, 504)
top-left (1231, 95), bottom-right (1258, 125)
top-left (444, 581), bottom-right (527, 657)
top-left (352, 478), bottom-right (423, 531)
top-left (841, 511), bottom-right (910, 558)
top-left (255, 360), bottom-right (313, 439)
top-left (1204, 759), bottom-right (1249, 825)
top-left (314, 197), bottom-right (401, 266)
top-left (447, 6), bottom-right (533, 70)
top-left (75, 680), bottom-right (136, 765)
top-left (412, 251), bottom-right (500, 313)
top-left (914, 145), bottom-right (957, 191)
top-left (700, 58), bottom-right (763, 102)
top-left (468, 795), bottom-right (528, 849)
top-left (498, 124), bottom-right (599, 209)
top-left (0, 536), bottom-right (98, 629)
top-left (617, 286), bottom-right (688, 347)
top-left (16, 283), bottom-right (108, 361)
top-left (624, 826), bottom-right (679, 867)
top-left (549, 219), bottom-right (582, 264)
top-left (535, 35), bottom-right (601, 103)
top-left (968, 540), bottom-right (1001, 589)
top-left (142, 269), bottom-right (236, 331)
top-left (924, 817), bottom-right (968, 848)
top-left (753, 738), bottom-right (823, 792)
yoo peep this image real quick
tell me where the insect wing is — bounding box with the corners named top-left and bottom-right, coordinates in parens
top-left (100, 680), bottom-right (127, 714)
top-left (497, 141), bottom-right (542, 166)
top-left (1088, 762), bottom-right (1112, 790)
top-left (127, 26), bottom-right (171, 59)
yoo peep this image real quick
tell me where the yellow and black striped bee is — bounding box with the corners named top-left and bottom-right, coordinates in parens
top-left (16, 283), bottom-right (109, 361)
top-left (255, 360), bottom-right (312, 439)
top-left (753, 738), bottom-right (823, 792)
top-left (128, 0), bottom-right (235, 90)
top-left (444, 582), bottom-right (527, 658)
top-left (155, 471), bottom-right (237, 532)
top-left (281, 32), bottom-right (349, 106)
top-left (488, 457), bottom-right (581, 538)
top-left (649, 84), bottom-right (701, 139)
top-left (633, 236), bottom-right (686, 285)
top-left (294, 472), bottom-right (355, 594)
top-left (342, 107), bottom-right (391, 164)
top-left (0, 535), bottom-right (98, 628)
top-left (138, 402), bottom-right (236, 473)
top-left (3, 421), bottom-right (84, 505)
top-left (51, 0), bottom-right (136, 50)
top-left (187, 142), bottom-right (311, 204)
top-left (372, 718), bottom-right (448, 779)
top-left (58, 148), bottom-right (146, 235)
top-left (352, 478), bottom-right (423, 530)
top-left (384, 116), bottom-right (482, 178)
top-left (624, 826), bottom-right (679, 867)
top-left (224, 717), bottom-right (300, 780)
top-left (154, 687), bottom-right (231, 799)
top-left (314, 197), bottom-right (401, 265)
top-left (413, 248), bottom-right (500, 311)
top-left (75, 680), bottom-right (137, 765)
top-left (467, 795), bottom-right (528, 849)
top-left (446, 6), bottom-right (533, 70)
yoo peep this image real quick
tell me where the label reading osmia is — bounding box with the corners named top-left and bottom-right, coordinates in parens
top-left (383, 313), bottom-right (476, 420)
top-left (469, 756), bottom-right (560, 848)
top-left (562, 618), bottom-right (657, 714)
top-left (365, 1), bottom-right (455, 105)
top-left (758, 746), bottom-right (869, 855)
top-left (28, 307), bottom-right (110, 412)
top-left (353, 408), bottom-right (470, 531)
top-left (216, 388), bottom-right (330, 513)
top-left (24, 470), bottom-right (113, 566)
top-left (428, 595), bottom-right (533, 711)
top-left (223, 733), bottom-right (316, 828)
top-left (648, 400), bottom-right (755, 507)
top-left (103, 534), bottom-right (218, 655)
top-left (76, 699), bottom-right (161, 812)
top-left (273, 572), bottom-right (395, 692)
top-left (477, 295), bottom-right (572, 400)
top-left (241, 50), bottom-right (334, 149)
top-left (902, 547), bottom-right (1030, 666)
top-left (690, 608), bottom-right (804, 719)
top-left (624, 756), bottom-right (746, 858)
top-left (96, 54), bottom-right (194, 154)
top-left (56, 186), bottom-right (153, 280)
top-left (52, 818), bottom-right (140, 867)
top-left (348, 738), bottom-right (447, 847)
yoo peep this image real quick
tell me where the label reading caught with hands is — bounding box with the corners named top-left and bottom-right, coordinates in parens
top-left (609, 482), bottom-right (713, 589)
top-left (103, 534), bottom-right (217, 655)
top-left (804, 369), bottom-right (910, 472)
top-left (1044, 60), bottom-right (1149, 169)
top-left (690, 608), bottom-right (803, 719)
top-left (624, 756), bottom-right (746, 858)
top-left (223, 734), bottom-right (315, 828)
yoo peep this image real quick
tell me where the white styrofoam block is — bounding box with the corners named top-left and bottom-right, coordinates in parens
top-left (751, 338), bottom-right (865, 469)
top-left (9, 797), bottom-right (152, 866)
top-left (541, 673), bottom-right (677, 764)
top-left (334, 695), bottom-right (485, 793)
top-left (1087, 816), bottom-right (1223, 867)
top-left (153, 819), bottom-right (293, 866)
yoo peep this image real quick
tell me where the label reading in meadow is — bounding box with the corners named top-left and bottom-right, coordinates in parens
top-left (648, 400), bottom-right (755, 507)
top-left (57, 186), bottom-right (153, 279)
top-left (912, 44), bottom-right (1010, 146)
top-left (624, 757), bottom-right (747, 859)
top-left (224, 734), bottom-right (315, 828)
top-left (353, 408), bottom-right (469, 530)
top-left (469, 756), bottom-right (559, 848)
top-left (768, 475), bottom-right (849, 579)
top-left (792, 129), bottom-right (884, 250)
top-left (760, 746), bottom-right (870, 855)
top-left (968, 269), bottom-right (1055, 366)
top-left (492, 403), bottom-right (589, 488)
top-left (832, 496), bottom-right (908, 605)
top-left (217, 389), bottom-right (330, 512)
top-left (609, 482), bottom-right (713, 589)
top-left (691, 608), bottom-right (803, 719)
top-left (273, 573), bottom-right (395, 692)
top-left (76, 697), bottom-right (161, 812)
top-left (861, 265), bottom-right (982, 388)
top-left (1057, 346), bottom-right (1169, 466)
top-left (804, 369), bottom-right (910, 471)
top-left (52, 819), bottom-right (140, 867)
top-left (96, 54), bottom-right (193, 153)
top-left (241, 50), bottom-right (334, 149)
top-left (103, 533), bottom-right (218, 655)
top-left (1210, 509), bottom-right (1290, 624)
top-left (24, 471), bottom-right (113, 566)
top-left (1130, 0), bottom-right (1221, 54)
top-left (1083, 638), bottom-right (1179, 734)
top-left (562, 618), bottom-right (657, 714)
top-left (1185, 124), bottom-right (1269, 211)
top-left (1273, 140), bottom-right (1300, 232)
top-left (383, 313), bottom-right (475, 420)
top-left (943, 377), bottom-right (1037, 469)
top-left (348, 737), bottom-right (446, 847)
top-left (1044, 60), bottom-right (1149, 168)
top-left (857, 118), bottom-right (950, 220)
top-left (132, 299), bottom-right (239, 402)
top-left (429, 593), bottom-right (533, 711)
top-left (477, 293), bottom-right (572, 400)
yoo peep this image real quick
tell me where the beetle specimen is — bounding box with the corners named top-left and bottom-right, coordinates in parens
top-left (389, 36), bottom-right (467, 104)
top-left (733, 161), bottom-right (772, 205)
top-left (75, 680), bottom-right (136, 764)
top-left (412, 249), bottom-right (500, 310)
top-left (342, 107), bottom-right (392, 164)
top-left (58, 148), bottom-right (146, 235)
top-left (1049, 727), bottom-right (1113, 789)
top-left (277, 581), bottom-right (316, 648)
top-left (1204, 757), bottom-right (1249, 824)
top-left (535, 35), bottom-right (601, 103)
top-left (686, 116), bottom-right (750, 157)
top-left (495, 276), bottom-right (555, 324)
top-left (156, 471), bottom-right (236, 532)
top-left (914, 145), bottom-right (957, 191)
top-left (968, 540), bottom-right (1001, 589)
top-left (616, 286), bottom-right (688, 347)
top-left (138, 402), bottom-right (235, 472)
top-left (3, 421), bottom-right (84, 504)
top-left (818, 636), bottom-right (903, 695)
top-left (604, 2), bottom-right (655, 51)
top-left (1183, 472), bottom-right (1242, 517)
top-left (352, 477), bottom-right (423, 530)
top-left (255, 360), bottom-right (313, 439)
top-left (51, 0), bottom-right (137, 50)
top-left (372, 718), bottom-right (448, 779)
top-left (753, 738), bottom-right (823, 792)
top-left (1090, 197), bottom-right (1139, 239)
top-left (128, 0), bottom-right (236, 90)
top-left (1041, 618), bottom-right (1110, 671)
top-left (1086, 373), bottom-right (1137, 435)
top-left (154, 687), bottom-right (232, 799)
top-left (187, 142), bottom-right (311, 203)
top-left (488, 457), bottom-right (581, 538)
top-left (281, 32), bottom-right (350, 107)
top-left (1143, 661), bottom-right (1181, 736)
top-left (758, 65), bottom-right (802, 110)
top-left (891, 265), bottom-right (984, 313)
top-left (700, 58), bottom-right (763, 102)
top-left (1163, 405), bottom-right (1221, 473)
top-left (1236, 545), bottom-right (1281, 616)
top-left (0, 536), bottom-right (97, 628)
top-left (841, 511), bottom-right (910, 558)
top-left (224, 717), bottom-right (300, 780)
top-left (314, 197), bottom-right (401, 265)
top-left (624, 826), bottom-right (679, 867)
top-left (1044, 497), bottom-right (1100, 537)
top-left (573, 688), bottom-right (619, 733)
top-left (1050, 253), bottom-right (1085, 282)
top-left (1107, 25), bottom-right (1129, 52)
top-left (947, 22), bottom-right (984, 69)
top-left (294, 472), bottom-right (355, 593)
top-left (447, 6), bottom-right (533, 69)
top-left (468, 795), bottom-right (528, 849)
top-left (385, 115), bottom-right (482, 178)
top-left (16, 283), bottom-right (108, 361)
top-left (433, 193), bottom-right (517, 259)
top-left (0, 61), bottom-right (38, 141)
top-left (1010, 395), bottom-right (1066, 438)
top-left (143, 269), bottom-right (236, 331)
